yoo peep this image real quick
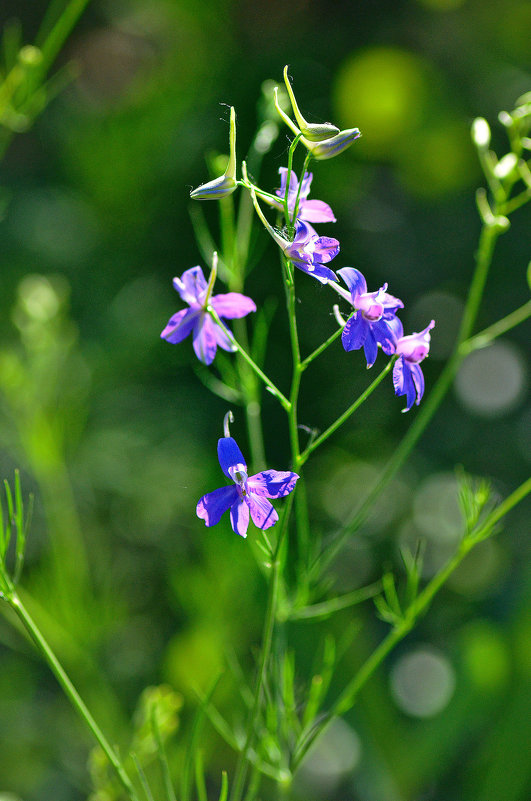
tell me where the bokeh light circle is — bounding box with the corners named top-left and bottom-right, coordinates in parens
top-left (455, 341), bottom-right (527, 417)
top-left (390, 647), bottom-right (456, 717)
top-left (333, 47), bottom-right (429, 157)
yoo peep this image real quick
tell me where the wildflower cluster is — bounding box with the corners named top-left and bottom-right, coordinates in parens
top-left (161, 64), bottom-right (435, 540)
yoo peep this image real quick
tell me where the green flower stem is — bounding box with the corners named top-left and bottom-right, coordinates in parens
top-left (284, 263), bottom-right (303, 469)
top-left (291, 151), bottom-right (312, 224)
top-left (208, 309), bottom-right (290, 412)
top-left (220, 188), bottom-right (267, 471)
top-left (502, 185), bottom-right (531, 214)
top-left (229, 494), bottom-right (295, 801)
top-left (294, 474), bottom-right (531, 770)
top-left (286, 580), bottom-right (382, 622)
top-left (284, 135), bottom-right (303, 233)
top-left (460, 298), bottom-right (531, 355)
top-left (472, 474), bottom-right (531, 539)
top-left (6, 589), bottom-right (139, 801)
top-left (236, 182), bottom-right (281, 205)
top-left (283, 259), bottom-right (314, 599)
top-left (299, 358), bottom-right (395, 468)
top-left (301, 324), bottom-right (343, 369)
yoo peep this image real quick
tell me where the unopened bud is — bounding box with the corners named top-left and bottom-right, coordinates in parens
top-left (190, 106), bottom-right (237, 200)
top-left (18, 45), bottom-right (42, 67)
top-left (471, 117), bottom-right (491, 148)
top-left (493, 152), bottom-right (518, 179)
top-left (190, 173), bottom-right (236, 200)
top-left (302, 127), bottom-right (361, 160)
top-left (283, 66), bottom-right (339, 142)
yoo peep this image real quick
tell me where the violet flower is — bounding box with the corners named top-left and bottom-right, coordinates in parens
top-left (337, 267), bottom-right (403, 367)
top-left (392, 319), bottom-right (436, 411)
top-left (161, 266), bottom-right (256, 365)
top-left (271, 168), bottom-right (336, 229)
top-left (247, 180), bottom-right (339, 284)
top-left (197, 437), bottom-right (299, 538)
top-left (283, 219), bottom-right (340, 283)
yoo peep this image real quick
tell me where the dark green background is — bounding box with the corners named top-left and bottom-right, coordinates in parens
top-left (0, 1), bottom-right (530, 799)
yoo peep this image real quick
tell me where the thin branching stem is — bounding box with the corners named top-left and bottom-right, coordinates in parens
top-left (6, 590), bottom-right (139, 801)
top-left (208, 308), bottom-right (290, 411)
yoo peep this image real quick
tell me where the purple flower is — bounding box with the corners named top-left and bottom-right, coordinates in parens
top-left (274, 168), bottom-right (336, 228)
top-left (392, 320), bottom-right (435, 411)
top-left (283, 219), bottom-right (340, 283)
top-left (338, 267), bottom-right (403, 367)
top-left (161, 266), bottom-right (256, 365)
top-left (197, 437), bottom-right (299, 538)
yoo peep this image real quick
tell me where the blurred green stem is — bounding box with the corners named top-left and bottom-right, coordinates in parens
top-left (294, 474), bottom-right (531, 770)
top-left (229, 494), bottom-right (295, 801)
top-left (460, 298), bottom-right (531, 355)
top-left (208, 308), bottom-right (290, 411)
top-left (299, 357), bottom-right (396, 467)
top-left (5, 588), bottom-right (139, 801)
top-left (221, 186), bottom-right (267, 469)
top-left (36, 0), bottom-right (91, 77)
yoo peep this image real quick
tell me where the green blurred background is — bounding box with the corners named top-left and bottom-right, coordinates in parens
top-left (0, 0), bottom-right (530, 799)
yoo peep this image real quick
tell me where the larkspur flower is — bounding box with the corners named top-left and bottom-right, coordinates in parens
top-left (283, 219), bottom-right (340, 283)
top-left (391, 319), bottom-right (436, 411)
top-left (248, 182), bottom-right (339, 284)
top-left (197, 437), bottom-right (299, 538)
top-left (161, 265), bottom-right (256, 365)
top-left (266, 167), bottom-right (336, 229)
top-left (337, 267), bottom-right (403, 367)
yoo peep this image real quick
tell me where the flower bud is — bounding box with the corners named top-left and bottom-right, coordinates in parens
top-left (18, 45), bottom-right (43, 67)
top-left (283, 66), bottom-right (339, 142)
top-left (190, 106), bottom-right (237, 200)
top-left (493, 152), bottom-right (518, 180)
top-left (471, 117), bottom-right (491, 149)
top-left (302, 127), bottom-right (361, 160)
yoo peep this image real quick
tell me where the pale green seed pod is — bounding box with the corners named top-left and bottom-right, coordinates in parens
top-left (302, 127), bottom-right (361, 160)
top-left (283, 66), bottom-right (339, 142)
top-left (190, 106), bottom-right (237, 200)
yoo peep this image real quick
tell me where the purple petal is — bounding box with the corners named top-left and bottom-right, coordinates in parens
top-left (299, 171), bottom-right (313, 200)
top-left (210, 293), bottom-right (257, 319)
top-left (192, 314), bottom-right (218, 364)
top-left (218, 437), bottom-right (247, 479)
top-left (385, 315), bottom-right (404, 342)
top-left (410, 363), bottom-right (425, 405)
top-left (313, 236), bottom-right (340, 264)
top-left (393, 357), bottom-right (417, 411)
top-left (337, 267), bottom-right (367, 299)
top-left (230, 498), bottom-right (250, 537)
top-left (300, 199), bottom-right (336, 223)
top-left (291, 258), bottom-right (338, 284)
top-left (372, 318), bottom-right (398, 355)
top-left (173, 266), bottom-right (207, 305)
top-left (342, 313), bottom-right (367, 352)
top-left (292, 219), bottom-right (314, 247)
top-left (378, 290), bottom-right (404, 312)
top-left (248, 494), bottom-right (279, 530)
top-left (197, 485), bottom-right (238, 527)
top-left (363, 328), bottom-right (378, 368)
top-left (247, 470), bottom-right (299, 499)
top-left (396, 321), bottom-right (435, 364)
top-left (161, 308), bottom-right (198, 343)
top-left (213, 323), bottom-right (235, 353)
